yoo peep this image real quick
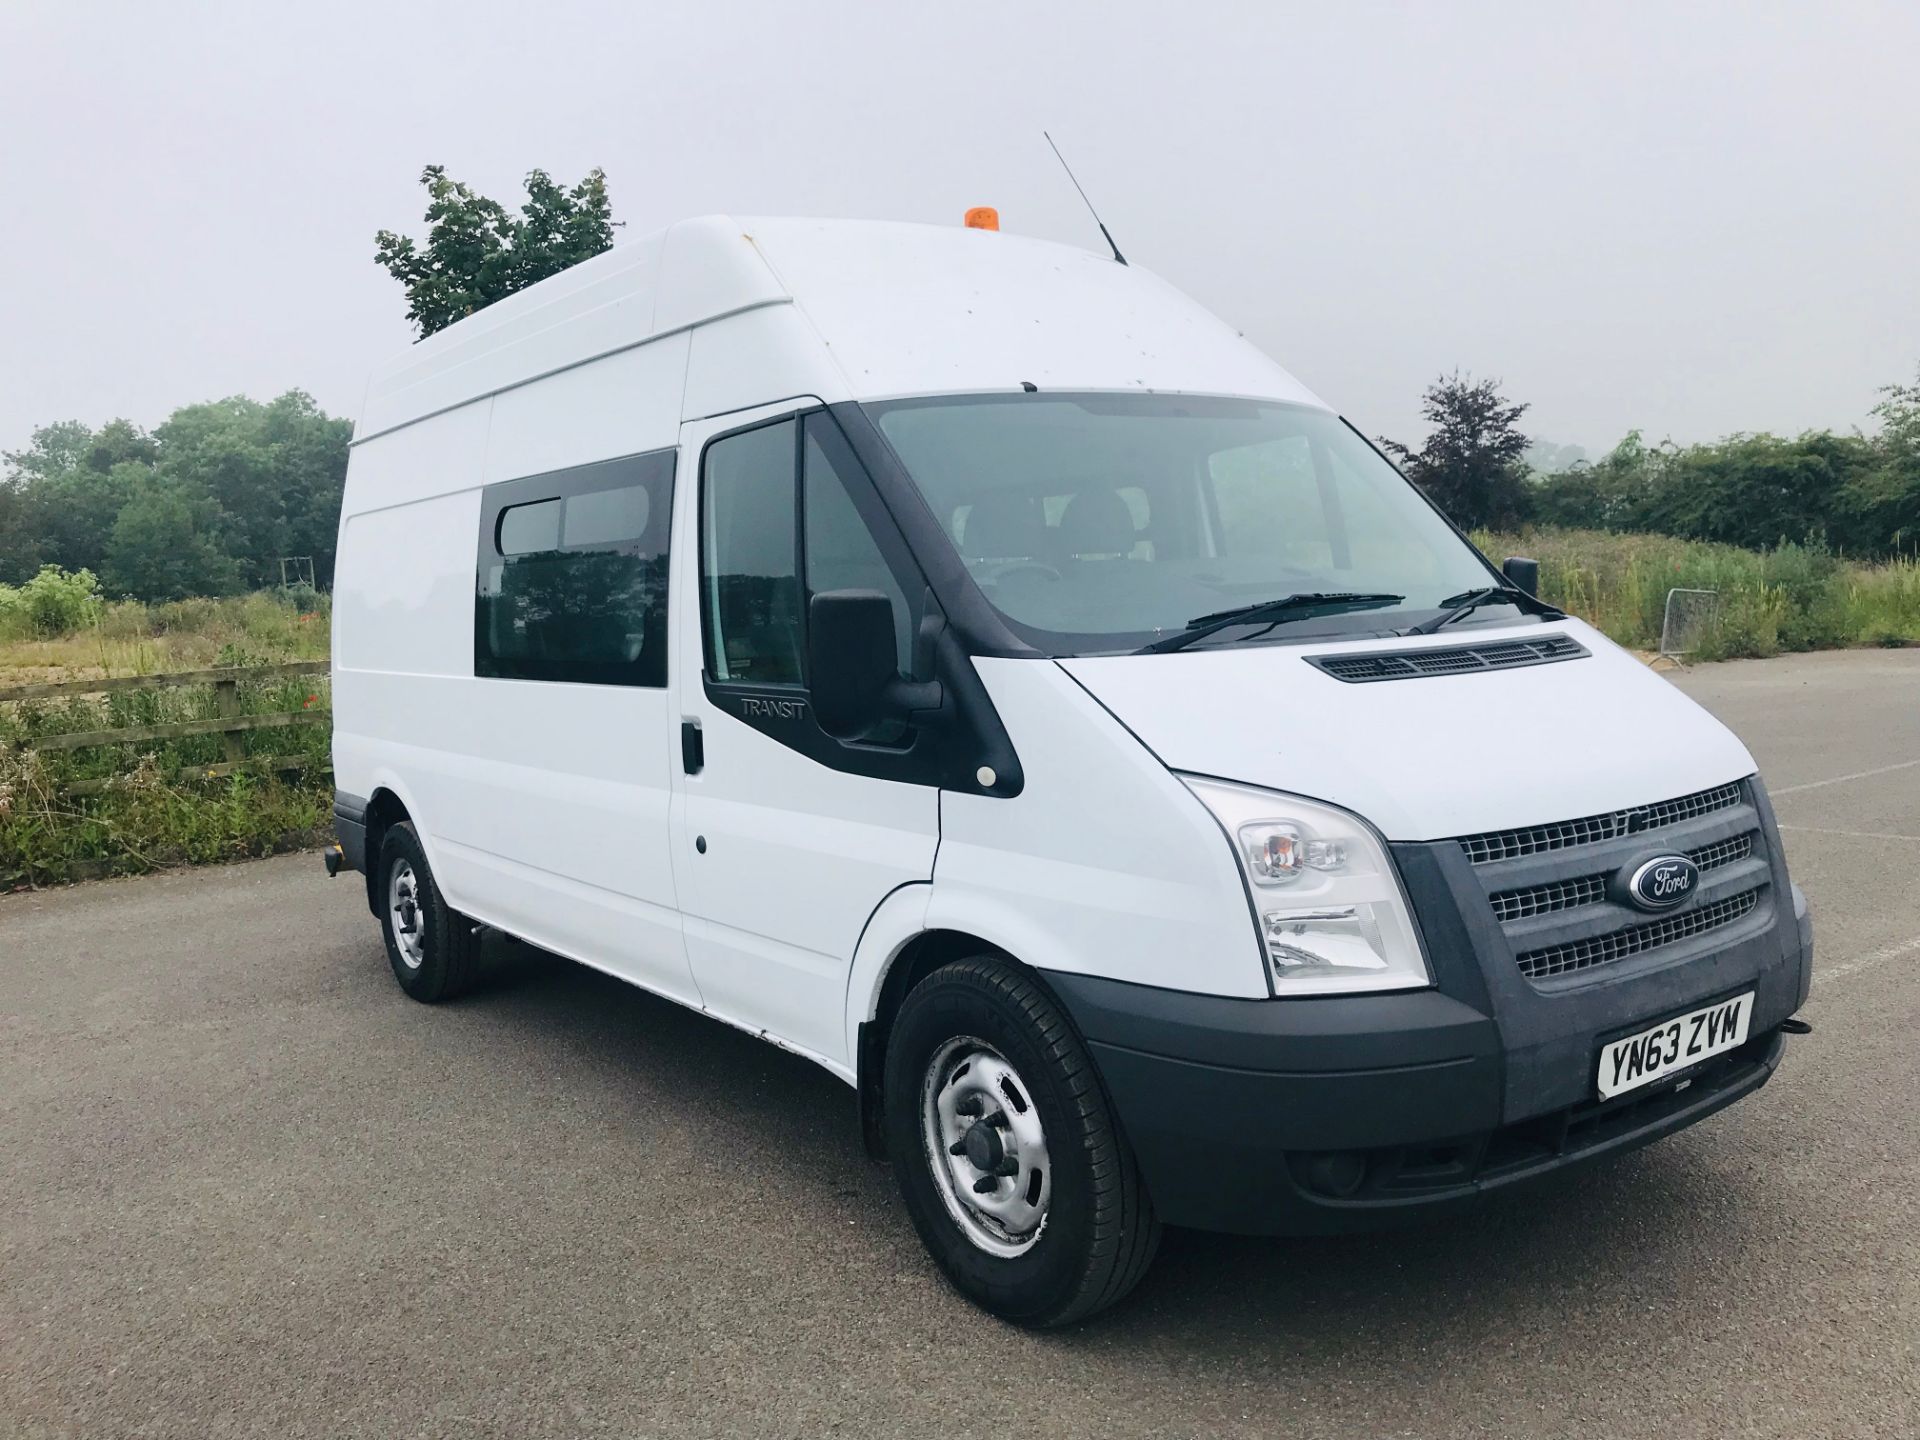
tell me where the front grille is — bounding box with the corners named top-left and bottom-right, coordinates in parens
top-left (1490, 874), bottom-right (1609, 923)
top-left (1487, 830), bottom-right (1756, 922)
top-left (1309, 633), bottom-right (1587, 684)
top-left (1515, 889), bottom-right (1761, 980)
top-left (1458, 782), bottom-right (1745, 865)
top-left (1688, 832), bottom-right (1753, 871)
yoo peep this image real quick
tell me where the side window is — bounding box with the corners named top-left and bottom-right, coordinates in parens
top-left (498, 498), bottom-right (560, 554)
top-left (475, 450), bottom-right (673, 687)
top-left (804, 414), bottom-right (916, 673)
top-left (702, 418), bottom-right (803, 685)
top-left (701, 411), bottom-right (922, 689)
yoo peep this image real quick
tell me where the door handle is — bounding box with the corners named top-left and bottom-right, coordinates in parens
top-left (681, 720), bottom-right (704, 774)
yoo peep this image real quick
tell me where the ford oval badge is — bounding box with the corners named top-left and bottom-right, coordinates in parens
top-left (1627, 854), bottom-right (1700, 911)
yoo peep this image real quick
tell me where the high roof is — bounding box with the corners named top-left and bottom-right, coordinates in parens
top-left (356, 215), bottom-right (1322, 442)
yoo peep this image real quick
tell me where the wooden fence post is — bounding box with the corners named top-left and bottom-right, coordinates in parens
top-left (215, 677), bottom-right (245, 763)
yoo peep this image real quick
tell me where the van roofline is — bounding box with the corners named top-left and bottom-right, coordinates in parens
top-left (349, 295), bottom-right (790, 448)
top-left (352, 215), bottom-right (1323, 444)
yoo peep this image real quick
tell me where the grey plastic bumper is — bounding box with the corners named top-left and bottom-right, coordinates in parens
top-left (333, 790), bottom-right (368, 875)
top-left (1044, 966), bottom-right (1797, 1237)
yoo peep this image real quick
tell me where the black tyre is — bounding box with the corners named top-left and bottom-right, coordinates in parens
top-left (883, 956), bottom-right (1160, 1327)
top-left (375, 821), bottom-right (481, 1002)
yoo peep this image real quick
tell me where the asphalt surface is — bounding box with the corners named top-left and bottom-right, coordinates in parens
top-left (3, 648), bottom-right (1917, 1438)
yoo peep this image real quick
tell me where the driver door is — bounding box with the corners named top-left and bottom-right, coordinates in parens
top-left (667, 402), bottom-right (938, 1069)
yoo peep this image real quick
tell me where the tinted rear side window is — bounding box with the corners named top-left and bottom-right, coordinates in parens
top-left (498, 497), bottom-right (562, 554)
top-left (475, 449), bottom-right (674, 687)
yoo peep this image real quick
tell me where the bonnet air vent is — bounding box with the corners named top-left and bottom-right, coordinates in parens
top-left (1306, 633), bottom-right (1589, 683)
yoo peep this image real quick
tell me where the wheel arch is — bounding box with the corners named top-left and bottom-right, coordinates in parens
top-left (849, 910), bottom-right (1087, 1163)
top-left (359, 784), bottom-right (418, 918)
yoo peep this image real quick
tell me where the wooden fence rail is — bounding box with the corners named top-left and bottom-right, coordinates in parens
top-left (0, 659), bottom-right (330, 703)
top-left (0, 661), bottom-right (332, 793)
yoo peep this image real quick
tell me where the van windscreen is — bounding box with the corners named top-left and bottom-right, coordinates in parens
top-left (866, 393), bottom-right (1522, 654)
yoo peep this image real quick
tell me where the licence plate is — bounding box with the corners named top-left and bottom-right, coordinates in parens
top-left (1597, 992), bottom-right (1753, 1100)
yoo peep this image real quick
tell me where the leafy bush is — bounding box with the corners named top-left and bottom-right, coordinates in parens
top-left (0, 747), bottom-right (330, 887)
top-left (0, 566), bottom-right (103, 640)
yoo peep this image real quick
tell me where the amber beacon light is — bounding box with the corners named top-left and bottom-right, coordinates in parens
top-left (963, 206), bottom-right (1000, 231)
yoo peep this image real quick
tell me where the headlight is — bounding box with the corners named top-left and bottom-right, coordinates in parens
top-left (1181, 776), bottom-right (1431, 996)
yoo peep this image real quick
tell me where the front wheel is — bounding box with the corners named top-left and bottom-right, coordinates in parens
top-left (883, 956), bottom-right (1160, 1327)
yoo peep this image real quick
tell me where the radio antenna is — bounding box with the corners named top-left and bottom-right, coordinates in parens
top-left (1043, 130), bottom-right (1127, 266)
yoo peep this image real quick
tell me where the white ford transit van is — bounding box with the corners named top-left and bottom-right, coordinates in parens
top-left (330, 216), bottom-right (1812, 1326)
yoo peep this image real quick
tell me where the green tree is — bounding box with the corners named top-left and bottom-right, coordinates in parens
top-left (258, 391), bottom-right (356, 585)
top-left (2, 419), bottom-right (157, 579)
top-left (1, 393), bottom-right (349, 600)
top-left (0, 476), bottom-right (40, 582)
top-left (1536, 431), bottom-right (1670, 531)
top-left (3, 419), bottom-right (98, 483)
top-left (374, 165), bottom-right (617, 337)
top-left (155, 391), bottom-right (351, 588)
top-left (1844, 367), bottom-right (1920, 553)
top-left (1381, 373), bottom-right (1534, 530)
top-left (102, 479), bottom-right (243, 601)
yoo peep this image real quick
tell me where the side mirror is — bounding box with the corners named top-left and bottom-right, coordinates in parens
top-left (1502, 555), bottom-right (1540, 596)
top-left (808, 590), bottom-right (943, 741)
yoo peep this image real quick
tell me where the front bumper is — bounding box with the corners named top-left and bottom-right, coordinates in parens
top-left (1045, 969), bottom-right (1793, 1235)
top-left (1041, 787), bottom-right (1814, 1237)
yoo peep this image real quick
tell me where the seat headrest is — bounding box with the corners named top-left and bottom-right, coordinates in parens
top-left (1058, 487), bottom-right (1138, 558)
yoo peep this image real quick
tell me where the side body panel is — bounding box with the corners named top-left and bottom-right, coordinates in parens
top-left (931, 657), bottom-right (1268, 1000)
top-left (333, 333), bottom-right (698, 1004)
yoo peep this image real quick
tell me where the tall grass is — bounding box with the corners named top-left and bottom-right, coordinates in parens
top-left (0, 591), bottom-right (331, 681)
top-left (0, 591), bottom-right (333, 887)
top-left (1475, 528), bottom-right (1920, 659)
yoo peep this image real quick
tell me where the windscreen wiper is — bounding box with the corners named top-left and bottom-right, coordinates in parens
top-left (1141, 593), bottom-right (1406, 654)
top-left (1407, 583), bottom-right (1565, 636)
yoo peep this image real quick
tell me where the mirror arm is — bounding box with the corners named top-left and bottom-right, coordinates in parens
top-left (886, 677), bottom-right (943, 716)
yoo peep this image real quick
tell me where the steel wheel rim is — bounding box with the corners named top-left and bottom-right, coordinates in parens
top-left (921, 1036), bottom-right (1051, 1258)
top-left (388, 861), bottom-right (425, 970)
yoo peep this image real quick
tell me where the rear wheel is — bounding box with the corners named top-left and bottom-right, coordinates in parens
top-left (376, 821), bottom-right (481, 1002)
top-left (883, 956), bottom-right (1160, 1327)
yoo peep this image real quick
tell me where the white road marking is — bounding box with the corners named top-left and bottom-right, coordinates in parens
top-left (1783, 815), bottom-right (1920, 987)
top-left (1770, 758), bottom-right (1920, 796)
top-left (1814, 936), bottom-right (1920, 988)
top-left (1779, 824), bottom-right (1920, 842)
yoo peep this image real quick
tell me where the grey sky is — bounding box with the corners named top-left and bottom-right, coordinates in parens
top-left (2, 0), bottom-right (1915, 460)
